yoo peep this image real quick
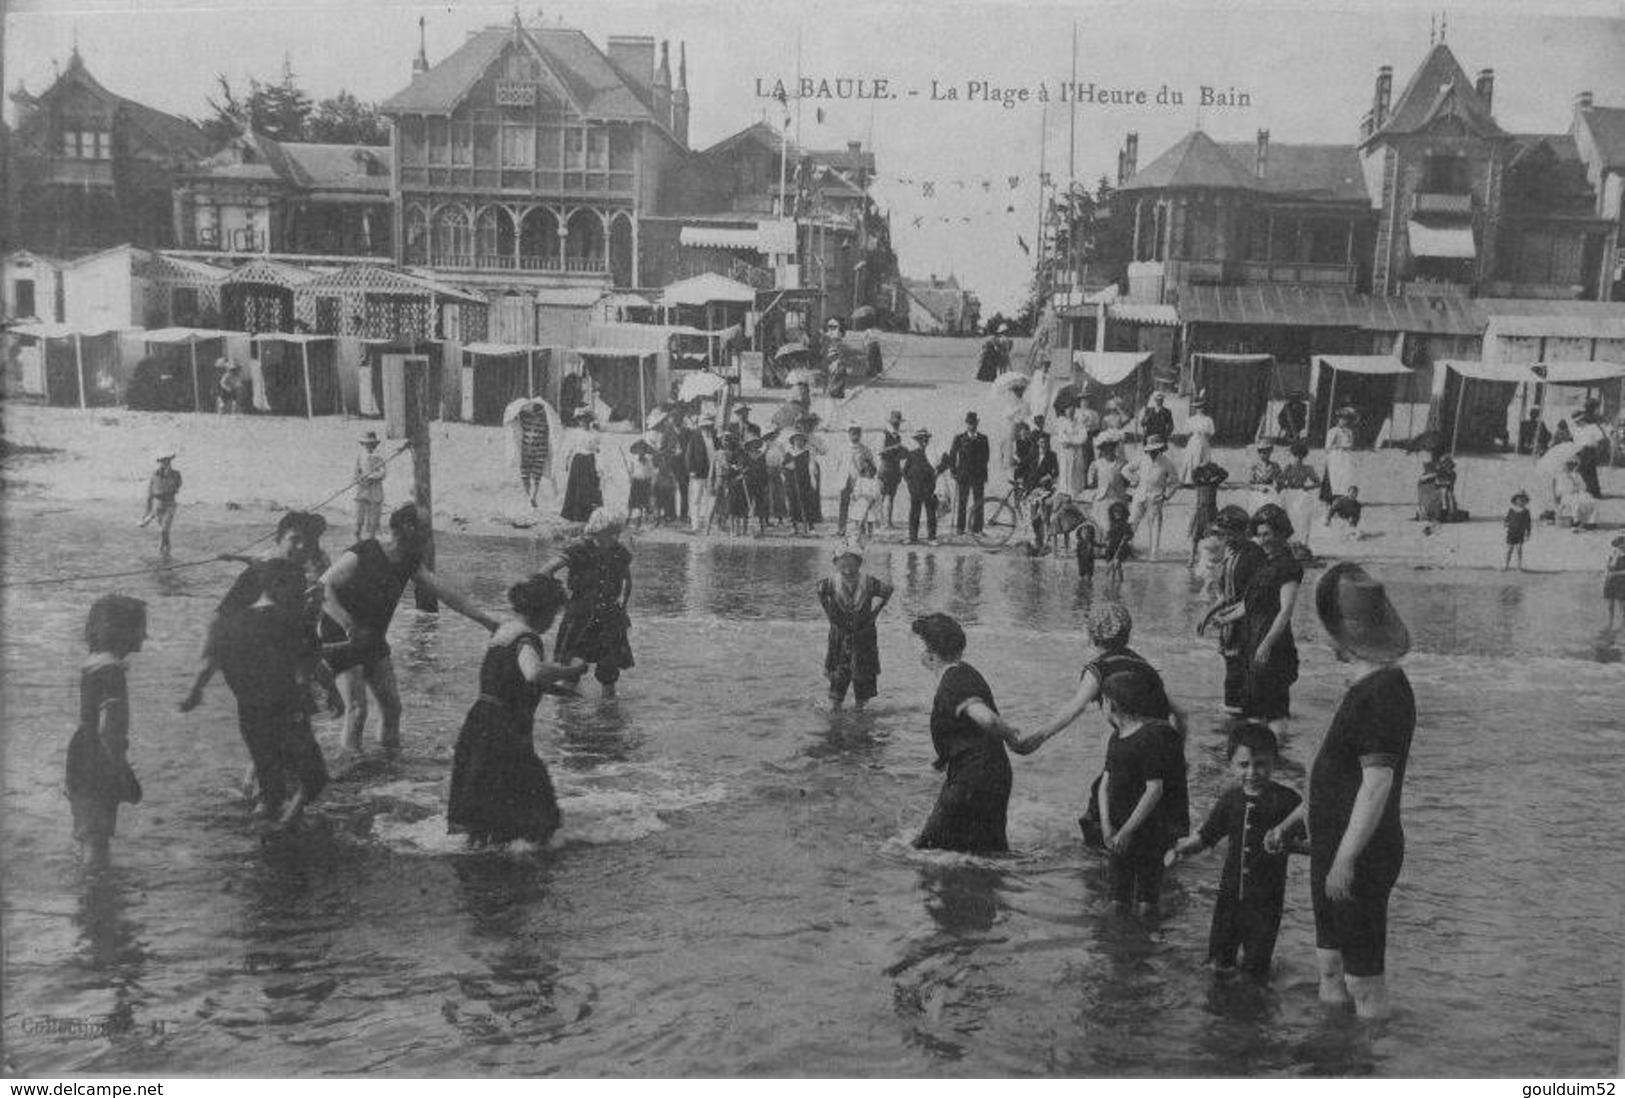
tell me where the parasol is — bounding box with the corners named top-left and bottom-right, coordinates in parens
top-left (850, 305), bottom-right (877, 330)
top-left (501, 396), bottom-right (547, 425)
top-left (1536, 441), bottom-right (1584, 478)
top-left (677, 370), bottom-right (728, 402)
top-left (1051, 382), bottom-right (1085, 416)
top-left (775, 342), bottom-right (813, 361)
top-left (991, 370), bottom-right (1030, 395)
top-left (645, 407), bottom-right (669, 430)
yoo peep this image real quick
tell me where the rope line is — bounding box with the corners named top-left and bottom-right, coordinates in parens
top-left (1, 442), bottom-right (414, 589)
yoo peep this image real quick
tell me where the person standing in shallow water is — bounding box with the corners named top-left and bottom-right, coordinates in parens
top-left (1268, 561), bottom-right (1414, 1020)
top-left (448, 574), bottom-right (588, 848)
top-left (66, 595), bottom-right (148, 869)
top-left (541, 508), bottom-right (635, 697)
top-left (911, 613), bottom-right (1050, 854)
top-left (817, 540), bottom-right (894, 711)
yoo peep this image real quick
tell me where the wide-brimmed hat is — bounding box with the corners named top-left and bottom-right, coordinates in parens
top-left (1251, 502), bottom-right (1294, 538)
top-left (359, 430), bottom-right (380, 446)
top-left (1255, 439), bottom-right (1275, 452)
top-left (1511, 490), bottom-right (1530, 504)
top-left (888, 409), bottom-right (903, 423)
top-left (912, 428), bottom-right (932, 442)
top-left (1087, 602), bottom-right (1133, 648)
top-left (1315, 561), bottom-right (1409, 662)
top-left (964, 411), bottom-right (980, 425)
top-left (1336, 406), bottom-right (1358, 420)
top-left (832, 537), bottom-right (864, 564)
top-left (1144, 434), bottom-right (1168, 452)
top-left (154, 447), bottom-right (177, 461)
top-left (584, 508), bottom-right (624, 536)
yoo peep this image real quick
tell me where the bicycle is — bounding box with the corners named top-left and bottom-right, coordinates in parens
top-left (973, 482), bottom-right (1041, 549)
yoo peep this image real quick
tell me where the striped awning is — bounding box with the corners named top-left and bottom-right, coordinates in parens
top-left (680, 226), bottom-right (762, 250)
top-left (1074, 350), bottom-right (1153, 385)
top-left (1109, 302), bottom-right (1180, 326)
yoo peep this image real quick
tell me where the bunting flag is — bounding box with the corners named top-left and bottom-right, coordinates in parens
top-left (921, 182), bottom-right (935, 197)
top-left (912, 216), bottom-right (923, 227)
top-left (981, 181), bottom-right (992, 192)
top-left (1017, 235), bottom-right (1030, 255)
top-left (1008, 176), bottom-right (1021, 189)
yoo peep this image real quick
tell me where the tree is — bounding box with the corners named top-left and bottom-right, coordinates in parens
top-left (307, 90), bottom-right (389, 146)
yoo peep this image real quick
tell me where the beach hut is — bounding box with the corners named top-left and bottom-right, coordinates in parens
top-left (7, 322), bottom-right (132, 408)
top-left (575, 323), bottom-right (681, 431)
top-left (218, 259), bottom-right (318, 333)
top-left (250, 333), bottom-right (345, 417)
top-left (461, 343), bottom-right (554, 426)
top-left (1187, 353), bottom-right (1275, 444)
top-left (1309, 354), bottom-right (1413, 447)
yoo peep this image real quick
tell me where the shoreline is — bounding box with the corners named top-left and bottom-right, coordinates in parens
top-left (2, 400), bottom-right (1620, 576)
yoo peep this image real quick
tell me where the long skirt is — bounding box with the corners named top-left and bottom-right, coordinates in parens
top-left (448, 699), bottom-right (561, 846)
top-left (913, 746), bottom-right (1012, 854)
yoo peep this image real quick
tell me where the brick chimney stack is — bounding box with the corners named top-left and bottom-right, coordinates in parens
top-left (653, 40), bottom-right (672, 136)
top-left (412, 16), bottom-right (429, 77)
top-left (1475, 68), bottom-right (1494, 113)
top-left (1374, 65), bottom-right (1393, 128)
top-left (1576, 90), bottom-right (1594, 111)
top-left (1255, 129), bottom-right (1270, 179)
top-left (672, 41), bottom-right (690, 147)
top-left (1123, 132), bottom-right (1139, 181)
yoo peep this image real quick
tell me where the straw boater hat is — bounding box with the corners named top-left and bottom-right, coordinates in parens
top-left (154, 447), bottom-right (176, 461)
top-left (1315, 561), bottom-right (1410, 663)
top-left (1336, 406), bottom-right (1358, 420)
top-left (913, 428), bottom-right (931, 442)
top-left (584, 508), bottom-right (624, 536)
top-left (1144, 434), bottom-right (1168, 453)
top-left (1512, 489), bottom-right (1530, 504)
top-left (832, 536), bottom-right (864, 564)
top-left (1190, 390), bottom-right (1207, 409)
top-left (1256, 438), bottom-right (1275, 452)
top-left (360, 430), bottom-right (380, 446)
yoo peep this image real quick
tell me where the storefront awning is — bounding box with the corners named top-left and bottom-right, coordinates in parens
top-left (7, 322), bottom-right (128, 339)
top-left (1435, 359), bottom-right (1532, 383)
top-left (1485, 311), bottom-right (1625, 341)
top-left (1074, 350), bottom-right (1153, 386)
top-left (1407, 222), bottom-right (1476, 259)
top-left (1109, 302), bottom-right (1179, 326)
top-left (1531, 360), bottom-right (1625, 384)
top-left (679, 226), bottom-right (762, 251)
top-left (1314, 354), bottom-right (1410, 375)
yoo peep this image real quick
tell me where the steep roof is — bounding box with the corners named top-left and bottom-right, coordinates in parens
top-left (906, 285), bottom-right (966, 324)
top-left (275, 142), bottom-right (391, 192)
top-left (20, 51), bottom-right (206, 158)
top-left (1369, 43), bottom-right (1504, 142)
top-left (1578, 106), bottom-right (1625, 171)
top-left (700, 121), bottom-right (806, 161)
top-left (1217, 142), bottom-right (1368, 203)
top-left (1120, 131), bottom-right (1261, 193)
top-left (380, 23), bottom-right (666, 129)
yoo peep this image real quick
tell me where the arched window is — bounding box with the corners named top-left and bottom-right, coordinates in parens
top-left (433, 206), bottom-right (471, 264)
top-left (475, 207), bottom-right (511, 262)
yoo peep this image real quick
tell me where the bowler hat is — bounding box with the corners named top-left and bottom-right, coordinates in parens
top-left (1315, 561), bottom-right (1410, 662)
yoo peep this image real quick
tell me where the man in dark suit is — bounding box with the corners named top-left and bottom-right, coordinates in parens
top-left (1141, 390), bottom-right (1174, 442)
top-left (664, 411), bottom-right (691, 523)
top-left (939, 411), bottom-right (991, 535)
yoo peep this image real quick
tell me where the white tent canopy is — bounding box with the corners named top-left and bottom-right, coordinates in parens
top-left (1533, 360), bottom-right (1625, 385)
top-left (1073, 350), bottom-right (1153, 386)
top-left (249, 332), bottom-right (341, 417)
top-left (464, 341), bottom-right (548, 357)
top-left (660, 273), bottom-right (757, 307)
top-left (1313, 354), bottom-right (1409, 376)
top-left (1407, 221), bottom-right (1476, 258)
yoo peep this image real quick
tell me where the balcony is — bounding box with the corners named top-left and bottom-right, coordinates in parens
top-left (1413, 192), bottom-right (1473, 216)
top-left (427, 253), bottom-right (607, 274)
top-left (1239, 260), bottom-right (1357, 287)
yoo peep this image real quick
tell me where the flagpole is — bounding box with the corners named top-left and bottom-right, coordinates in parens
top-left (1034, 100), bottom-right (1048, 289)
top-left (1068, 22), bottom-right (1077, 187)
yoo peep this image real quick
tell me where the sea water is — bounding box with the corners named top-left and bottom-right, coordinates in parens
top-left (2, 512), bottom-right (1620, 1076)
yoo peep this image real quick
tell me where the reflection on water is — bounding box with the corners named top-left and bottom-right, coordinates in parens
top-left (2, 511), bottom-right (1621, 1077)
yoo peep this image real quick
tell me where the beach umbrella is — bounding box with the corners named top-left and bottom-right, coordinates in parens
top-left (677, 370), bottom-right (728, 402)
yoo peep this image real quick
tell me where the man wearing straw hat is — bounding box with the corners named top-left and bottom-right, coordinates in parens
top-left (1267, 562), bottom-right (1414, 1021)
top-left (354, 430), bottom-right (387, 541)
top-left (139, 448), bottom-right (183, 558)
top-left (902, 428), bottom-right (940, 545)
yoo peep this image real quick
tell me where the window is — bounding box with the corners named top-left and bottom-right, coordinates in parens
top-left (565, 129), bottom-right (585, 169)
top-left (501, 125), bottom-right (534, 168)
top-left (609, 127), bottom-right (634, 171)
top-left (451, 124), bottom-right (473, 166)
top-left (13, 279), bottom-right (36, 318)
top-left (404, 208), bottom-right (429, 263)
top-left (400, 118), bottom-right (425, 163)
top-left (60, 130), bottom-right (111, 159)
top-left (315, 296), bottom-right (341, 335)
top-left (427, 119), bottom-right (448, 165)
top-left (586, 129), bottom-right (608, 170)
top-left (473, 124), bottom-right (498, 167)
top-left (1423, 154), bottom-right (1470, 195)
top-left (171, 287), bottom-right (199, 326)
top-left (433, 206), bottom-right (471, 260)
top-left (94, 132), bottom-right (111, 159)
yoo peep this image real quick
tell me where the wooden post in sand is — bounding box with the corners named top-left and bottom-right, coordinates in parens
top-left (409, 354), bottom-right (438, 612)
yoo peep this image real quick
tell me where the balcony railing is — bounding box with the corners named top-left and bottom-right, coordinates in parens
top-left (1413, 192), bottom-right (1473, 216)
top-left (1238, 260), bottom-right (1357, 286)
top-left (427, 253), bottom-right (607, 274)
top-left (1141, 258), bottom-right (1358, 288)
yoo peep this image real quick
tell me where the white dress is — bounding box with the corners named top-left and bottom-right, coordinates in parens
top-left (1177, 412), bottom-right (1216, 484)
top-left (1324, 426), bottom-right (1357, 495)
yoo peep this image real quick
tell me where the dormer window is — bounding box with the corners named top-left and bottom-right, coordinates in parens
top-left (1423, 154), bottom-right (1470, 195)
top-left (504, 50), bottom-right (537, 82)
top-left (61, 129), bottom-right (111, 159)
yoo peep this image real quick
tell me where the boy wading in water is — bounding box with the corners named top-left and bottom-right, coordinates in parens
top-left (1167, 721), bottom-right (1302, 979)
top-left (66, 595), bottom-right (149, 869)
top-left (139, 449), bottom-right (182, 557)
top-left (1098, 670), bottom-right (1189, 916)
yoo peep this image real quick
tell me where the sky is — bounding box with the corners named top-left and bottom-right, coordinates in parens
top-left (5, 0), bottom-right (1624, 314)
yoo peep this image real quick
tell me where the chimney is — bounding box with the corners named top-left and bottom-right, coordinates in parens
top-left (1124, 132), bottom-right (1139, 180)
top-left (1575, 90), bottom-right (1594, 111)
top-left (1255, 128), bottom-right (1270, 179)
top-left (1360, 108), bottom-right (1374, 141)
top-left (1374, 65), bottom-right (1393, 128)
top-left (607, 35), bottom-right (656, 98)
top-left (1475, 68), bottom-right (1494, 112)
top-left (412, 16), bottom-right (430, 77)
top-left (653, 40), bottom-right (672, 135)
top-left (1116, 150), bottom-right (1126, 185)
top-left (846, 140), bottom-right (866, 187)
top-left (671, 41), bottom-right (690, 147)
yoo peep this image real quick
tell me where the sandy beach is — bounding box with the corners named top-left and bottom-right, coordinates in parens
top-left (2, 334), bottom-right (1620, 576)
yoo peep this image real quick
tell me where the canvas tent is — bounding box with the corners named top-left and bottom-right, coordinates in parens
top-left (1073, 350), bottom-right (1156, 409)
top-left (8, 322), bottom-right (127, 408)
top-left (1187, 353), bottom-right (1274, 444)
top-left (141, 327), bottom-right (241, 412)
top-left (462, 342), bottom-right (553, 426)
top-left (1310, 354), bottom-right (1413, 447)
top-left (250, 333), bottom-right (345, 417)
top-left (1434, 358), bottom-right (1625, 453)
